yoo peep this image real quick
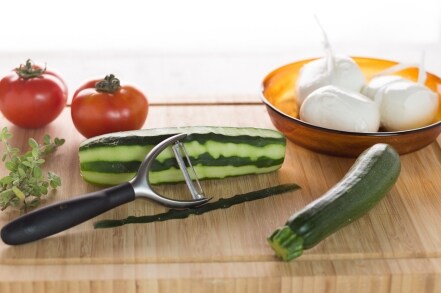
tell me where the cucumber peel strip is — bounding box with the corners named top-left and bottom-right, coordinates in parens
top-left (94, 183), bottom-right (300, 229)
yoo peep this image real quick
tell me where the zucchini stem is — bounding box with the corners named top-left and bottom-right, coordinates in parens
top-left (267, 225), bottom-right (304, 261)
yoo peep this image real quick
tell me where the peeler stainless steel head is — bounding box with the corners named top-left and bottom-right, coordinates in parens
top-left (1, 133), bottom-right (210, 245)
top-left (130, 133), bottom-right (209, 208)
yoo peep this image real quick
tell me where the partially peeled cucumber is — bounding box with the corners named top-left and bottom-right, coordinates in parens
top-left (79, 126), bottom-right (286, 185)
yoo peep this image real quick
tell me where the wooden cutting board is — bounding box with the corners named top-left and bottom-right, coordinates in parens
top-left (1, 105), bottom-right (441, 292)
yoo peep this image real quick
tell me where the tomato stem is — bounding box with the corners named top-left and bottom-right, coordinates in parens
top-left (15, 59), bottom-right (46, 80)
top-left (95, 74), bottom-right (121, 93)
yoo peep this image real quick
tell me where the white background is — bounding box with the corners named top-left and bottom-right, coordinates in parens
top-left (0, 0), bottom-right (440, 53)
top-left (0, 0), bottom-right (440, 100)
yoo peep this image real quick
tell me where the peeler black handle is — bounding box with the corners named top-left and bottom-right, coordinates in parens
top-left (1, 182), bottom-right (135, 245)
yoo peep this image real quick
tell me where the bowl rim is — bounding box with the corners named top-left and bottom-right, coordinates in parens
top-left (260, 56), bottom-right (441, 137)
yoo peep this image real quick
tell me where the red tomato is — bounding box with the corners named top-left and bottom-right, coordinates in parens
top-left (71, 74), bottom-right (148, 138)
top-left (72, 78), bottom-right (100, 98)
top-left (0, 60), bottom-right (67, 128)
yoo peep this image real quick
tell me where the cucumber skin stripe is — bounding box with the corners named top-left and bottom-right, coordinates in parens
top-left (81, 164), bottom-right (282, 185)
top-left (80, 133), bottom-right (285, 150)
top-left (81, 156), bottom-right (286, 173)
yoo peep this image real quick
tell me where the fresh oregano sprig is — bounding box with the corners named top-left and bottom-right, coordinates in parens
top-left (0, 127), bottom-right (65, 212)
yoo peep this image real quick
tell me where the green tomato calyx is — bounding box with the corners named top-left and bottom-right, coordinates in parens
top-left (95, 74), bottom-right (121, 93)
top-left (15, 59), bottom-right (46, 80)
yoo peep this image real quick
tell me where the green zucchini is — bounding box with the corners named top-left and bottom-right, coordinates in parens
top-left (79, 126), bottom-right (286, 185)
top-left (268, 143), bottom-right (401, 261)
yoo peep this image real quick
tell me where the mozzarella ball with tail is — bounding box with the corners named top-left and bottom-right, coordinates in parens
top-left (300, 85), bottom-right (380, 132)
top-left (361, 75), bottom-right (402, 99)
top-left (362, 76), bottom-right (439, 131)
top-left (295, 55), bottom-right (365, 106)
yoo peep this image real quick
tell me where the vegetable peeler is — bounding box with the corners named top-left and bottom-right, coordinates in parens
top-left (1, 133), bottom-right (210, 245)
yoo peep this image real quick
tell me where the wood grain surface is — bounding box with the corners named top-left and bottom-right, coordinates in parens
top-left (1, 104), bottom-right (441, 292)
top-left (1, 47), bottom-right (441, 292)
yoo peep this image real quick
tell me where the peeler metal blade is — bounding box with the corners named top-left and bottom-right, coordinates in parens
top-left (130, 133), bottom-right (211, 208)
top-left (172, 140), bottom-right (205, 200)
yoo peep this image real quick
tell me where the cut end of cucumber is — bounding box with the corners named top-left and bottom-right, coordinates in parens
top-left (267, 225), bottom-right (304, 261)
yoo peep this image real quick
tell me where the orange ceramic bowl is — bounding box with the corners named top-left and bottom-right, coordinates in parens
top-left (261, 57), bottom-right (441, 157)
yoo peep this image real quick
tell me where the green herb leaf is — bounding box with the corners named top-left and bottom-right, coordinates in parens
top-left (43, 134), bottom-right (50, 145)
top-left (0, 176), bottom-right (13, 185)
top-left (39, 185), bottom-right (48, 195)
top-left (54, 138), bottom-right (65, 146)
top-left (22, 160), bottom-right (32, 168)
top-left (12, 186), bottom-right (25, 201)
top-left (33, 166), bottom-right (42, 178)
top-left (0, 127), bottom-right (65, 212)
top-left (48, 172), bottom-right (61, 189)
top-left (28, 138), bottom-right (38, 149)
top-left (17, 167), bottom-right (26, 178)
top-left (5, 161), bottom-right (17, 171)
top-left (31, 148), bottom-right (39, 158)
top-left (0, 127), bottom-right (12, 140)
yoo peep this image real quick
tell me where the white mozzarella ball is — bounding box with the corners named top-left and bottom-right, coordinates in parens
top-left (378, 81), bottom-right (437, 131)
top-left (300, 85), bottom-right (380, 132)
top-left (361, 75), bottom-right (403, 99)
top-left (295, 55), bottom-right (365, 106)
top-left (362, 76), bottom-right (439, 131)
